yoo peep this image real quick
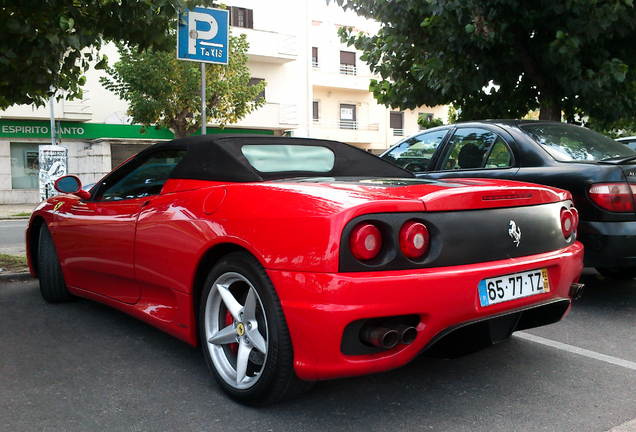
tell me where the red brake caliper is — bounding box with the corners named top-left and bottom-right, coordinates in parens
top-left (225, 310), bottom-right (239, 355)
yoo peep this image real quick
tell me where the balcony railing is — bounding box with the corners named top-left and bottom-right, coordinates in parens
top-left (313, 119), bottom-right (380, 131)
top-left (278, 33), bottom-right (297, 56)
top-left (279, 104), bottom-right (298, 125)
top-left (339, 64), bottom-right (357, 75)
top-left (63, 90), bottom-right (91, 116)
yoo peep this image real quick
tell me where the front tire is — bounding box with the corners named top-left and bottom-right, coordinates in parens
top-left (596, 266), bottom-right (636, 280)
top-left (199, 252), bottom-right (311, 406)
top-left (37, 224), bottom-right (73, 303)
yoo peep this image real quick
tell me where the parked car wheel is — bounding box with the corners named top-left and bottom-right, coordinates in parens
top-left (37, 224), bottom-right (73, 303)
top-left (596, 266), bottom-right (636, 280)
top-left (199, 252), bottom-right (311, 406)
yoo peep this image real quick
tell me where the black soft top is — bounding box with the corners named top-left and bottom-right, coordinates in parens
top-left (135, 134), bottom-right (413, 182)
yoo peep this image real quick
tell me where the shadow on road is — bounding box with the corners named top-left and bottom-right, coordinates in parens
top-left (1, 277), bottom-right (635, 432)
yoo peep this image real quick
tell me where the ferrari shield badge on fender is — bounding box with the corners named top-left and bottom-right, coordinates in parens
top-left (509, 220), bottom-right (521, 247)
top-left (53, 202), bottom-right (64, 212)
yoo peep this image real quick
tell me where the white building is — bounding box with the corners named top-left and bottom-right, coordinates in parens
top-left (0, 0), bottom-right (445, 204)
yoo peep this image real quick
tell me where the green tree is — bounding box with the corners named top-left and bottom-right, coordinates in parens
top-left (0, 0), bottom-right (213, 109)
top-left (100, 33), bottom-right (266, 138)
top-left (336, 0), bottom-right (636, 125)
top-left (417, 115), bottom-right (444, 129)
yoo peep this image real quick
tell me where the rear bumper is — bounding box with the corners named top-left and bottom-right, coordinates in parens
top-left (578, 220), bottom-right (636, 267)
top-left (269, 241), bottom-right (584, 381)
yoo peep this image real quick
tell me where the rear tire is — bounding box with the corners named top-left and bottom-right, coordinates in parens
top-left (38, 224), bottom-right (73, 303)
top-left (596, 266), bottom-right (636, 280)
top-left (199, 252), bottom-right (312, 406)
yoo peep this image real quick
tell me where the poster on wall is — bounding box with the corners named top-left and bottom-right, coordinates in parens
top-left (39, 145), bottom-right (68, 201)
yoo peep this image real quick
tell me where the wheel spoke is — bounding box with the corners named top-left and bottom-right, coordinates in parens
top-left (243, 287), bottom-right (267, 355)
top-left (247, 327), bottom-right (267, 355)
top-left (208, 324), bottom-right (238, 345)
top-left (216, 282), bottom-right (243, 321)
top-left (236, 340), bottom-right (251, 385)
top-left (243, 287), bottom-right (259, 321)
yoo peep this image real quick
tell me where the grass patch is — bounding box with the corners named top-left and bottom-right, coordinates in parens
top-left (11, 212), bottom-right (31, 217)
top-left (0, 253), bottom-right (28, 273)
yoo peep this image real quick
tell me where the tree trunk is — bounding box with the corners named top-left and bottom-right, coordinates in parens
top-left (539, 102), bottom-right (562, 121)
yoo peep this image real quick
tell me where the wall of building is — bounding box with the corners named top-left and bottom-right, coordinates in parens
top-left (0, 138), bottom-right (111, 204)
top-left (0, 0), bottom-right (448, 204)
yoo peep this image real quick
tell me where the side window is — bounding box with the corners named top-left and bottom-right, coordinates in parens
top-left (485, 137), bottom-right (513, 168)
top-left (95, 149), bottom-right (186, 201)
top-left (440, 128), bottom-right (511, 170)
top-left (382, 129), bottom-right (450, 173)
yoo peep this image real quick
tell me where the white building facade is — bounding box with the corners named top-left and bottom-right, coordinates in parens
top-left (0, 0), bottom-right (445, 204)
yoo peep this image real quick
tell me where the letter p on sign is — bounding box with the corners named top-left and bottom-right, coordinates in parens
top-left (188, 12), bottom-right (218, 55)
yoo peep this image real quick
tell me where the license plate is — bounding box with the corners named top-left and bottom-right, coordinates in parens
top-left (478, 268), bottom-right (550, 307)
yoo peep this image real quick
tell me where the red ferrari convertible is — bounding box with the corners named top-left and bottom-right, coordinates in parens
top-left (26, 134), bottom-right (584, 405)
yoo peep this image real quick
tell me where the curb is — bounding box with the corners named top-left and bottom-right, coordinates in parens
top-left (0, 272), bottom-right (35, 283)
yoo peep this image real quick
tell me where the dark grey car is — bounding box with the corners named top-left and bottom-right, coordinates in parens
top-left (381, 120), bottom-right (636, 279)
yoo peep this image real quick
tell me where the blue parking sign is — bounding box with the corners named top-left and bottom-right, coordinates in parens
top-left (177, 7), bottom-right (229, 64)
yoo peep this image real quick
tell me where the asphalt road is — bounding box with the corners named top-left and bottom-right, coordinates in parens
top-left (0, 220), bottom-right (28, 255)
top-left (1, 270), bottom-right (635, 432)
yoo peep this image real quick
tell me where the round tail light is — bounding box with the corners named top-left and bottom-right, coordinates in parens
top-left (349, 223), bottom-right (382, 261)
top-left (571, 207), bottom-right (579, 231)
top-left (399, 221), bottom-right (430, 259)
top-left (561, 208), bottom-right (575, 239)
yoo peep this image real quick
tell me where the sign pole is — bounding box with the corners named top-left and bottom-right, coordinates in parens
top-left (49, 96), bottom-right (56, 145)
top-left (201, 62), bottom-right (206, 135)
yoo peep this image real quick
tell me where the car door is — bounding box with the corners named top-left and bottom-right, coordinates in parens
top-left (381, 128), bottom-right (452, 174)
top-left (425, 126), bottom-right (520, 181)
top-left (55, 148), bottom-right (185, 304)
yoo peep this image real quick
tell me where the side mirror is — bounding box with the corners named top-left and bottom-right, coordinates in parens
top-left (55, 175), bottom-right (91, 200)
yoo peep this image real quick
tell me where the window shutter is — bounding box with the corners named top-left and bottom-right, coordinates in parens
top-left (247, 9), bottom-right (253, 28)
top-left (340, 51), bottom-right (356, 66)
top-left (390, 112), bottom-right (403, 129)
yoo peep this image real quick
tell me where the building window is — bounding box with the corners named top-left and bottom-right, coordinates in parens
top-left (419, 112), bottom-right (434, 130)
top-left (390, 111), bottom-right (404, 136)
top-left (312, 47), bottom-right (319, 68)
top-left (313, 101), bottom-right (320, 121)
top-left (229, 7), bottom-right (253, 28)
top-left (340, 104), bottom-right (357, 129)
top-left (340, 51), bottom-right (356, 75)
top-left (10, 142), bottom-right (40, 189)
top-left (249, 77), bottom-right (265, 101)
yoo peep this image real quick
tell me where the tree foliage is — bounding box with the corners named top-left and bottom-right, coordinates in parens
top-left (0, 0), bottom-right (213, 109)
top-left (336, 0), bottom-right (636, 126)
top-left (417, 115), bottom-right (444, 129)
top-left (100, 33), bottom-right (266, 138)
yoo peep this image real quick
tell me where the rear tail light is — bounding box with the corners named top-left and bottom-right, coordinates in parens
top-left (560, 208), bottom-right (575, 239)
top-left (587, 183), bottom-right (636, 212)
top-left (349, 223), bottom-right (382, 261)
top-left (399, 221), bottom-right (430, 259)
top-left (571, 207), bottom-right (579, 230)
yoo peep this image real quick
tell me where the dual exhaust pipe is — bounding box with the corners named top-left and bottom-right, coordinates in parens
top-left (570, 282), bottom-right (584, 300)
top-left (360, 324), bottom-right (418, 349)
top-left (360, 282), bottom-right (585, 350)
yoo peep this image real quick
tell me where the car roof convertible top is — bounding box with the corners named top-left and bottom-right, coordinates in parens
top-left (135, 134), bottom-right (414, 182)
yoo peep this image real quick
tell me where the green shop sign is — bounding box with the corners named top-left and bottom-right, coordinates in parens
top-left (0, 120), bottom-right (272, 140)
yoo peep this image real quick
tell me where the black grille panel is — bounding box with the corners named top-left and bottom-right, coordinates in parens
top-left (339, 201), bottom-right (574, 272)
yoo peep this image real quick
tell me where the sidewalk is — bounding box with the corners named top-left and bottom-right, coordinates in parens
top-left (0, 204), bottom-right (36, 282)
top-left (0, 204), bottom-right (37, 220)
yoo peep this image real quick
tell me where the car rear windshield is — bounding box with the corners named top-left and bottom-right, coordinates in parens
top-left (520, 123), bottom-right (636, 162)
top-left (241, 145), bottom-right (335, 173)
